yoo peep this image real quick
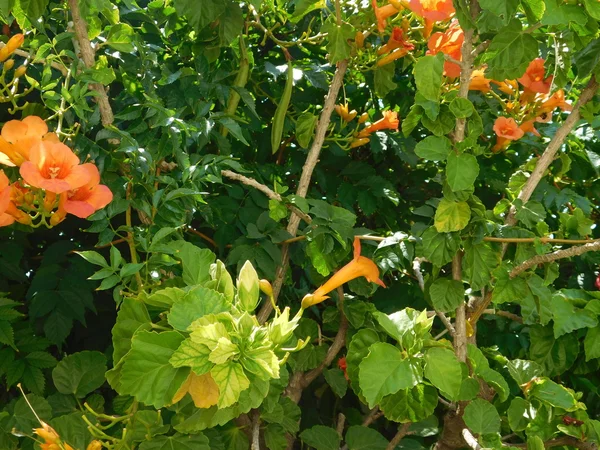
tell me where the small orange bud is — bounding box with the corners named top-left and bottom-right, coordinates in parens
top-left (358, 113), bottom-right (369, 124)
top-left (3, 59), bottom-right (14, 71)
top-left (14, 65), bottom-right (27, 78)
top-left (87, 440), bottom-right (103, 450)
top-left (259, 279), bottom-right (273, 297)
top-left (6, 34), bottom-right (24, 54)
top-left (50, 209), bottom-right (66, 226)
top-left (349, 137), bottom-right (370, 148)
top-left (0, 47), bottom-right (9, 62)
top-left (355, 31), bottom-right (365, 49)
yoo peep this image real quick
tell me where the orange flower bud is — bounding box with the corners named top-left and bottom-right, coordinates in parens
top-left (349, 137), bottom-right (371, 148)
top-left (87, 440), bottom-right (103, 450)
top-left (358, 113), bottom-right (369, 124)
top-left (3, 59), bottom-right (14, 71)
top-left (376, 47), bottom-right (411, 66)
top-left (5, 34), bottom-right (24, 54)
top-left (355, 31), bottom-right (365, 49)
top-left (14, 65), bottom-right (27, 78)
top-left (259, 279), bottom-right (273, 297)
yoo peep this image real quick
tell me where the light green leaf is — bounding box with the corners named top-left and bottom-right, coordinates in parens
top-left (507, 397), bottom-right (531, 432)
top-left (434, 199), bottom-right (471, 233)
top-left (211, 361), bottom-right (250, 408)
top-left (52, 351), bottom-right (107, 397)
top-left (236, 260), bottom-right (260, 312)
top-left (296, 112), bottom-right (318, 148)
top-left (584, 326), bottom-right (600, 361)
top-left (414, 136), bottom-right (452, 161)
top-left (359, 343), bottom-right (421, 407)
top-left (106, 23), bottom-right (134, 52)
top-left (446, 152), bottom-right (479, 192)
top-left (208, 260), bottom-right (235, 303)
top-left (292, 0), bottom-right (326, 22)
top-left (170, 339), bottom-right (213, 375)
top-left (528, 378), bottom-right (578, 410)
top-left (76, 251), bottom-right (108, 267)
top-left (120, 331), bottom-right (190, 408)
top-left (300, 425), bottom-right (341, 450)
top-left (424, 348), bottom-right (462, 400)
top-left (463, 399), bottom-right (501, 434)
top-left (429, 278), bottom-right (465, 313)
top-left (322, 21), bottom-right (355, 64)
top-left (380, 384), bottom-right (438, 423)
top-left (462, 241), bottom-right (500, 291)
top-left (190, 322), bottom-right (230, 350)
top-left (551, 294), bottom-right (597, 338)
top-left (449, 98), bottom-right (474, 118)
top-left (209, 337), bottom-right (239, 364)
top-left (414, 54), bottom-right (444, 102)
top-left (139, 433), bottom-right (210, 450)
top-left (527, 436), bottom-right (545, 450)
top-left (172, 241), bottom-right (216, 286)
top-left (112, 298), bottom-right (151, 364)
top-left (168, 287), bottom-right (229, 332)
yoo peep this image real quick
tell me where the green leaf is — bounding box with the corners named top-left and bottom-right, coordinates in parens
top-left (374, 62), bottom-right (398, 97)
top-left (528, 378), bottom-right (578, 410)
top-left (515, 201), bottom-right (546, 229)
top-left (292, 0), bottom-right (326, 22)
top-left (173, 0), bottom-right (226, 31)
top-left (120, 331), bottom-right (190, 408)
top-left (434, 199), bottom-right (471, 233)
top-left (119, 263), bottom-right (144, 278)
top-left (172, 241), bottom-right (215, 286)
top-left (380, 384), bottom-right (438, 423)
top-left (106, 23), bottom-right (134, 52)
top-left (236, 260), bottom-right (260, 313)
top-left (528, 436), bottom-right (545, 450)
top-left (112, 298), bottom-right (152, 364)
top-left (209, 337), bottom-right (239, 364)
top-left (542, 0), bottom-right (587, 25)
top-left (521, 0), bottom-right (545, 21)
top-left (529, 325), bottom-right (579, 376)
top-left (429, 278), bottom-right (465, 313)
top-left (346, 329), bottom-right (380, 392)
top-left (506, 359), bottom-right (544, 386)
top-left (414, 54), bottom-right (444, 102)
top-left (139, 433), bottom-right (211, 450)
top-left (265, 424), bottom-right (288, 450)
top-left (13, 394), bottom-right (52, 432)
top-left (424, 348), bottom-right (462, 400)
top-left (508, 397), bottom-right (531, 432)
top-left (76, 251), bottom-right (108, 267)
top-left (322, 21), bottom-right (355, 64)
top-left (52, 351), bottom-right (107, 397)
top-left (485, 19), bottom-right (539, 80)
top-left (414, 136), bottom-right (452, 161)
top-left (324, 368), bottom-right (348, 398)
top-left (51, 412), bottom-right (94, 450)
top-left (296, 112), bottom-right (318, 148)
top-left (170, 339), bottom-right (213, 375)
top-left (359, 342), bottom-right (421, 407)
top-left (0, 321), bottom-right (15, 350)
top-left (462, 241), bottom-right (500, 291)
top-left (584, 326), bottom-right (600, 361)
top-left (421, 227), bottom-right (460, 267)
top-left (345, 426), bottom-right (389, 450)
top-left (168, 287), bottom-right (230, 332)
top-left (208, 260), bottom-right (235, 303)
top-left (446, 152), bottom-right (479, 192)
top-left (463, 399), bottom-right (501, 434)
top-left (574, 39), bottom-right (600, 79)
top-left (211, 361), bottom-right (250, 408)
top-left (300, 425), bottom-right (341, 450)
top-left (551, 294), bottom-right (598, 338)
top-left (449, 98), bottom-right (474, 118)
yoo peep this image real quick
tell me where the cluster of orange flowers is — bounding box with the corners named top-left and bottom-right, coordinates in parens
top-left (0, 116), bottom-right (113, 227)
top-left (34, 422), bottom-right (102, 450)
top-left (0, 33), bottom-right (29, 83)
top-left (335, 108), bottom-right (399, 149)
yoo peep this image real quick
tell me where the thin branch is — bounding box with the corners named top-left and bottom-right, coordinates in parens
top-left (257, 59), bottom-right (349, 324)
top-left (251, 410), bottom-right (260, 450)
top-left (187, 228), bottom-right (218, 247)
top-left (505, 76), bottom-right (598, 226)
top-left (362, 408), bottom-right (383, 427)
top-left (0, 42), bottom-right (68, 76)
top-left (67, 0), bottom-right (114, 127)
top-left (510, 241), bottom-right (600, 278)
top-left (453, 252), bottom-right (467, 362)
top-left (483, 309), bottom-right (523, 323)
top-left (471, 40), bottom-right (490, 58)
top-left (412, 257), bottom-right (426, 292)
top-left (436, 311), bottom-right (456, 337)
top-left (443, 53), bottom-right (463, 66)
top-left (462, 429), bottom-right (483, 450)
top-left (221, 170), bottom-right (312, 224)
top-left (336, 413), bottom-right (346, 436)
top-left (510, 437), bottom-right (597, 450)
top-left (484, 237), bottom-right (600, 245)
top-left (385, 423), bottom-right (412, 450)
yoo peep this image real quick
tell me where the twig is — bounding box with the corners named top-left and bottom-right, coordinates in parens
top-left (0, 42), bottom-right (68, 76)
top-left (436, 311), bottom-right (456, 337)
top-left (471, 40), bottom-right (490, 58)
top-left (67, 0), bottom-right (115, 127)
top-left (438, 397), bottom-right (456, 410)
top-left (362, 408), bottom-right (383, 426)
top-left (510, 437), bottom-right (597, 450)
top-left (483, 309), bottom-right (523, 323)
top-left (484, 237), bottom-right (600, 245)
top-left (187, 228), bottom-right (218, 247)
top-left (462, 429), bottom-right (483, 450)
top-left (251, 410), bottom-right (260, 450)
top-left (443, 54), bottom-right (462, 66)
top-left (412, 257), bottom-right (426, 291)
top-left (505, 76), bottom-right (598, 226)
top-left (385, 423), bottom-right (412, 450)
top-left (257, 58), bottom-right (349, 324)
top-left (336, 413), bottom-right (346, 436)
top-left (510, 241), bottom-right (600, 278)
top-left (221, 169), bottom-right (312, 225)
top-left (453, 252), bottom-right (467, 362)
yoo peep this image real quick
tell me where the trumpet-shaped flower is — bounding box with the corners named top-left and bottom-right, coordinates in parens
top-left (491, 79), bottom-right (518, 96)
top-left (492, 117), bottom-right (524, 152)
top-left (519, 120), bottom-right (540, 137)
top-left (20, 141), bottom-right (91, 193)
top-left (372, 0), bottom-right (400, 31)
top-left (538, 89), bottom-right (572, 115)
top-left (427, 21), bottom-right (464, 78)
top-left (360, 110), bottom-right (399, 136)
top-left (0, 116), bottom-right (57, 166)
top-left (335, 103), bottom-right (358, 122)
top-left (469, 69), bottom-right (491, 93)
top-left (378, 27), bottom-right (415, 55)
top-left (62, 163), bottom-right (113, 218)
top-left (0, 171), bottom-right (13, 227)
top-left (518, 58), bottom-right (553, 94)
top-left (301, 237), bottom-right (386, 308)
top-left (408, 0), bottom-right (455, 22)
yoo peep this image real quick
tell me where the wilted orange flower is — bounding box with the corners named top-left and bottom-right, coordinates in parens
top-left (518, 58), bottom-right (553, 94)
top-left (62, 164), bottom-right (113, 218)
top-left (360, 110), bottom-right (399, 136)
top-left (338, 357), bottom-right (349, 380)
top-left (538, 89), bottom-right (572, 114)
top-left (301, 237), bottom-right (386, 308)
top-left (0, 171), bottom-right (13, 227)
top-left (0, 116), bottom-right (57, 166)
top-left (372, 0), bottom-right (400, 31)
top-left (491, 79), bottom-right (518, 96)
top-left (349, 137), bottom-right (371, 148)
top-left (20, 141), bottom-right (91, 193)
top-left (469, 69), bottom-right (491, 93)
top-left (378, 27), bottom-right (415, 55)
top-left (427, 21), bottom-right (463, 78)
top-left (519, 120), bottom-right (540, 137)
top-left (355, 31), bottom-right (365, 49)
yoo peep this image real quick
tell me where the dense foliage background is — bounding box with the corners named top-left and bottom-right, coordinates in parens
top-left (0, 0), bottom-right (600, 449)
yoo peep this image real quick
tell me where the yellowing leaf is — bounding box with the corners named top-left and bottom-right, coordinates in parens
top-left (434, 199), bottom-right (471, 233)
top-left (188, 372), bottom-right (220, 408)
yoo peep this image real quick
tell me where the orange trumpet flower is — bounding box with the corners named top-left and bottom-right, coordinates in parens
top-left (518, 58), bottom-right (553, 94)
top-left (426, 21), bottom-right (463, 78)
top-left (492, 117), bottom-right (524, 152)
top-left (408, 0), bottom-right (455, 22)
top-left (20, 140), bottom-right (91, 193)
top-left (469, 69), bottom-right (491, 93)
top-left (359, 110), bottom-right (399, 137)
top-left (0, 116), bottom-right (57, 166)
top-left (0, 170), bottom-right (13, 227)
top-left (377, 27), bottom-right (415, 55)
top-left (538, 89), bottom-right (572, 115)
top-left (372, 0), bottom-right (400, 32)
top-left (519, 120), bottom-right (540, 137)
top-left (62, 163), bottom-right (113, 218)
top-left (491, 79), bottom-right (518, 96)
top-left (301, 237), bottom-right (386, 308)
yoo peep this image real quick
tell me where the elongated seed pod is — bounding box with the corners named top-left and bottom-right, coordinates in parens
top-left (271, 61), bottom-right (293, 154)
